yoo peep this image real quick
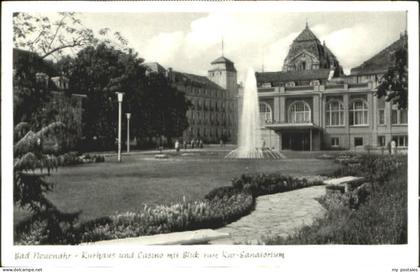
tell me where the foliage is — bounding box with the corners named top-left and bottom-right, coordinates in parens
top-left (264, 155), bottom-right (407, 245)
top-left (16, 192), bottom-right (254, 244)
top-left (332, 153), bottom-right (406, 183)
top-left (68, 43), bottom-right (190, 150)
top-left (13, 49), bottom-right (56, 128)
top-left (13, 12), bottom-right (129, 61)
top-left (231, 173), bottom-right (324, 198)
top-left (376, 41), bottom-right (408, 110)
top-left (14, 121), bottom-right (81, 244)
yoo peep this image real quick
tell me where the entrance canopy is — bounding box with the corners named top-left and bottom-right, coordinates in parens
top-left (264, 122), bottom-right (320, 131)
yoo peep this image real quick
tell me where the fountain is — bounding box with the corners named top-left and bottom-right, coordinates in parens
top-left (225, 67), bottom-right (284, 159)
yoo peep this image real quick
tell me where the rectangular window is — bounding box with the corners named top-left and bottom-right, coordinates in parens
top-left (391, 108), bottom-right (407, 125)
top-left (377, 136), bottom-right (386, 147)
top-left (354, 137), bottom-right (363, 146)
top-left (331, 137), bottom-right (339, 147)
top-left (400, 109), bottom-right (408, 124)
top-left (378, 109), bottom-right (385, 125)
top-left (391, 110), bottom-right (398, 124)
top-left (392, 135), bottom-right (408, 147)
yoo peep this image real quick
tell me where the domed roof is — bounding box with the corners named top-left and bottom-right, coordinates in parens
top-left (294, 24), bottom-right (319, 42)
top-left (283, 23), bottom-right (340, 72)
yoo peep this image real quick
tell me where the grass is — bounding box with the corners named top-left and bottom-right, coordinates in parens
top-left (14, 147), bottom-right (340, 226)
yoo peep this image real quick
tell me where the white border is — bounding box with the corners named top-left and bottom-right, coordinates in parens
top-left (2, 2), bottom-right (419, 272)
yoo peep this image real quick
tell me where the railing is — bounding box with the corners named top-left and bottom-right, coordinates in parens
top-left (285, 85), bottom-right (312, 91)
top-left (258, 87), bottom-right (275, 93)
top-left (325, 84), bottom-right (344, 90)
top-left (348, 83), bottom-right (369, 88)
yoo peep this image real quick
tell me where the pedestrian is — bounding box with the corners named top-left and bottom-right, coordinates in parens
top-left (183, 140), bottom-right (187, 149)
top-left (390, 139), bottom-right (396, 155)
top-left (175, 140), bottom-right (180, 152)
top-left (199, 139), bottom-right (203, 148)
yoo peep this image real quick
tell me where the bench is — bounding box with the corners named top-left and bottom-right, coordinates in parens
top-left (323, 176), bottom-right (365, 193)
top-left (83, 229), bottom-right (230, 245)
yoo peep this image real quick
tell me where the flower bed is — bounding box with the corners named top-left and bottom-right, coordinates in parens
top-left (57, 152), bottom-right (105, 166)
top-left (231, 173), bottom-right (324, 197)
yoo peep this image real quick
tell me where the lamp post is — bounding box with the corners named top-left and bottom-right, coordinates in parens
top-left (116, 92), bottom-right (124, 162)
top-left (126, 113), bottom-right (131, 153)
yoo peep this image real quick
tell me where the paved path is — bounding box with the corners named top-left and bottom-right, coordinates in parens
top-left (210, 185), bottom-right (327, 245)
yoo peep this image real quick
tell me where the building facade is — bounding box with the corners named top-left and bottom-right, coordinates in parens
top-left (256, 25), bottom-right (408, 151)
top-left (144, 56), bottom-right (238, 144)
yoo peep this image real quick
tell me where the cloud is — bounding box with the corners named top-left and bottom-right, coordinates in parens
top-left (142, 31), bottom-right (185, 64)
top-left (127, 12), bottom-right (405, 81)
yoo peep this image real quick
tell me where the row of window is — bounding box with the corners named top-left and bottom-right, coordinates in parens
top-left (189, 100), bottom-right (234, 112)
top-left (259, 100), bottom-right (408, 126)
top-left (186, 86), bottom-right (227, 98)
top-left (331, 135), bottom-right (408, 148)
top-left (261, 80), bottom-right (320, 88)
top-left (189, 127), bottom-right (232, 138)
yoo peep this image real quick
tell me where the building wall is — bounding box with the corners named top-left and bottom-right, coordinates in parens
top-left (257, 81), bottom-right (408, 151)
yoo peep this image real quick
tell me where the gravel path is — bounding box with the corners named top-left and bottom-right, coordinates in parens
top-left (210, 185), bottom-right (327, 244)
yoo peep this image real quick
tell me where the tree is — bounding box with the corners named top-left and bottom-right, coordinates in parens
top-left (14, 122), bottom-right (79, 244)
top-left (13, 49), bottom-right (57, 128)
top-left (13, 12), bottom-right (129, 61)
top-left (376, 43), bottom-right (408, 110)
top-left (68, 43), bottom-right (190, 150)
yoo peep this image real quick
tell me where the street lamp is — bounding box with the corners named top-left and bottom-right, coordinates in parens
top-left (126, 113), bottom-right (131, 153)
top-left (116, 92), bottom-right (124, 162)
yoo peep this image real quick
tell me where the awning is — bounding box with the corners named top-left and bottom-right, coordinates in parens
top-left (263, 122), bottom-right (320, 130)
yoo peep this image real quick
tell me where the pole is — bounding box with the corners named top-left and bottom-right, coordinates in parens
top-left (116, 92), bottom-right (124, 162)
top-left (126, 113), bottom-right (131, 153)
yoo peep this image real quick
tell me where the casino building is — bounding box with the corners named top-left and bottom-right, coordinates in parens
top-left (256, 23), bottom-right (408, 151)
top-left (144, 55), bottom-right (238, 144)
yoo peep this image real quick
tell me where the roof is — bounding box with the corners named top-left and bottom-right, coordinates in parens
top-left (211, 56), bottom-right (234, 65)
top-left (142, 62), bottom-right (167, 74)
top-left (210, 56), bottom-right (236, 72)
top-left (172, 71), bottom-right (225, 91)
top-left (294, 25), bottom-right (319, 42)
top-left (256, 68), bottom-right (332, 83)
top-left (350, 33), bottom-right (407, 75)
top-left (283, 25), bottom-right (340, 71)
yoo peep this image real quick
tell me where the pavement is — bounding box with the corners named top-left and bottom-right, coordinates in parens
top-left (210, 185), bottom-right (327, 245)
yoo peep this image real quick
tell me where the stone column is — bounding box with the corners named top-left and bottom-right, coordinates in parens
top-left (312, 95), bottom-right (319, 126)
top-left (343, 93), bottom-right (350, 148)
top-left (274, 97), bottom-right (280, 123)
top-left (279, 96), bottom-right (286, 123)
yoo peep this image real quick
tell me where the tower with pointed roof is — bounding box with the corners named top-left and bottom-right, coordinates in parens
top-left (282, 23), bottom-right (342, 76)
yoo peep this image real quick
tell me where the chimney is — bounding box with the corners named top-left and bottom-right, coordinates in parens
top-left (166, 67), bottom-right (174, 82)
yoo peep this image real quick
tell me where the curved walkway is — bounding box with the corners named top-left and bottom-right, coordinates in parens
top-left (210, 185), bottom-right (327, 244)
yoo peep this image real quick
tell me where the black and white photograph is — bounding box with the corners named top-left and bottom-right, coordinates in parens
top-left (1, 1), bottom-right (419, 272)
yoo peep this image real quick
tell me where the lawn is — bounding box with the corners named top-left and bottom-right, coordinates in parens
top-left (14, 147), bottom-right (340, 225)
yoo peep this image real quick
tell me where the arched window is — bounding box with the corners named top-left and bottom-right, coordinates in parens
top-left (259, 102), bottom-right (273, 124)
top-left (349, 99), bottom-right (368, 125)
top-left (288, 101), bottom-right (311, 123)
top-left (326, 100), bottom-right (344, 126)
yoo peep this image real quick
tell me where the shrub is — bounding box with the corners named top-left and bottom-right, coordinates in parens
top-left (16, 192), bottom-right (254, 244)
top-left (333, 153), bottom-right (406, 183)
top-left (232, 173), bottom-right (324, 198)
top-left (264, 157), bottom-right (407, 245)
top-left (204, 186), bottom-right (243, 200)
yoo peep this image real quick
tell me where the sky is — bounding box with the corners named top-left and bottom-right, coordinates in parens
top-left (75, 11), bottom-right (407, 82)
